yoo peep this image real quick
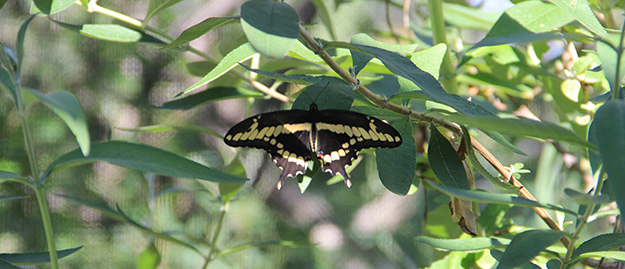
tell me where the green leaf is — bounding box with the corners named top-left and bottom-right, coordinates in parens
top-left (145, 0), bottom-right (183, 24)
top-left (0, 196), bottom-right (28, 200)
top-left (442, 3), bottom-right (500, 31)
top-left (592, 100), bottom-right (625, 217)
top-left (219, 182), bottom-right (244, 203)
top-left (350, 106), bottom-right (403, 121)
top-left (137, 242), bottom-right (161, 269)
top-left (479, 203), bottom-right (515, 235)
top-left (117, 125), bottom-right (223, 140)
top-left (241, 0), bottom-right (300, 58)
top-left (0, 259), bottom-right (20, 269)
top-left (164, 17), bottom-right (240, 49)
top-left (0, 247), bottom-right (82, 265)
top-left (431, 112), bottom-right (596, 150)
top-left (26, 89), bottom-right (90, 156)
top-left (575, 251), bottom-right (625, 262)
top-left (415, 236), bottom-right (510, 251)
top-left (79, 24), bottom-right (165, 44)
top-left (0, 0), bottom-right (8, 11)
top-left (472, 1), bottom-right (573, 49)
top-left (350, 33), bottom-right (419, 56)
top-left (425, 181), bottom-right (578, 215)
top-left (0, 67), bottom-right (16, 104)
top-left (240, 64), bottom-right (344, 85)
top-left (491, 249), bottom-right (542, 269)
top-left (16, 15), bottom-right (37, 80)
top-left (597, 35), bottom-right (625, 92)
top-left (572, 233), bottom-right (625, 259)
top-left (496, 230), bottom-right (566, 269)
top-left (428, 126), bottom-right (470, 190)
top-left (563, 188), bottom-right (610, 205)
top-left (44, 141), bottom-right (248, 183)
top-left (292, 82), bottom-right (354, 111)
top-left (377, 117), bottom-right (415, 195)
top-left (54, 194), bottom-right (125, 222)
top-left (546, 259), bottom-right (562, 269)
top-left (31, 0), bottom-right (74, 15)
top-left (159, 86), bottom-right (264, 110)
top-left (181, 43), bottom-right (257, 96)
top-left (549, 0), bottom-right (607, 37)
top-left (310, 0), bottom-right (336, 40)
top-left (0, 171), bottom-right (28, 185)
top-left (116, 206), bottom-right (204, 257)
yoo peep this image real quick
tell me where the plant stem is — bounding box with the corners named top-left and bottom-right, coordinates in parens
top-left (613, 19), bottom-right (625, 99)
top-left (202, 203), bottom-right (228, 269)
top-left (427, 0), bottom-right (458, 94)
top-left (34, 186), bottom-right (60, 269)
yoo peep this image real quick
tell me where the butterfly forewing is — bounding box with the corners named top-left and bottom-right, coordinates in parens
top-left (224, 104), bottom-right (403, 189)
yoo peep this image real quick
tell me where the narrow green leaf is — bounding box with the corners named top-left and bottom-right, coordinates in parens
top-left (377, 117), bottom-right (415, 195)
top-left (145, 0), bottom-right (183, 24)
top-left (572, 233), bottom-right (625, 259)
top-left (79, 24), bottom-right (165, 44)
top-left (0, 44), bottom-right (16, 77)
top-left (117, 125), bottom-right (223, 140)
top-left (575, 251), bottom-right (625, 262)
top-left (44, 141), bottom-right (248, 183)
top-left (0, 67), bottom-right (16, 104)
top-left (219, 182), bottom-right (244, 203)
top-left (32, 0), bottom-right (74, 15)
top-left (549, 0), bottom-right (607, 37)
top-left (491, 249), bottom-right (542, 269)
top-left (240, 64), bottom-right (344, 85)
top-left (26, 89), bottom-right (90, 156)
top-left (0, 196), bottom-right (28, 200)
top-left (593, 100), bottom-right (625, 217)
top-left (415, 236), bottom-right (510, 251)
top-left (428, 126), bottom-right (469, 190)
top-left (563, 188), bottom-right (610, 205)
top-left (479, 203), bottom-right (515, 236)
top-left (182, 43), bottom-right (257, 96)
top-left (16, 15), bottom-right (37, 79)
top-left (425, 181), bottom-right (578, 215)
top-left (0, 171), bottom-right (28, 185)
top-left (597, 35), bottom-right (625, 92)
top-left (442, 3), bottom-right (500, 31)
top-left (164, 17), bottom-right (240, 49)
top-left (350, 33), bottom-right (419, 56)
top-left (431, 112), bottom-right (595, 150)
top-left (54, 194), bottom-right (125, 222)
top-left (241, 0), bottom-right (300, 58)
top-left (309, 0), bottom-right (336, 40)
top-left (137, 242), bottom-right (161, 269)
top-left (496, 230), bottom-right (566, 269)
top-left (116, 206), bottom-right (204, 257)
top-left (159, 86), bottom-right (263, 110)
top-left (0, 247), bottom-right (82, 265)
top-left (0, 259), bottom-right (20, 269)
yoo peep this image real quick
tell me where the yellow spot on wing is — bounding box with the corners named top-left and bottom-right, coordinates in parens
top-left (359, 127), bottom-right (371, 139)
top-left (352, 127), bottom-right (361, 137)
top-left (345, 126), bottom-right (353, 136)
top-left (256, 127), bottom-right (269, 139)
top-left (273, 126), bottom-right (283, 136)
top-left (283, 123), bottom-right (311, 133)
top-left (233, 133), bottom-right (243, 141)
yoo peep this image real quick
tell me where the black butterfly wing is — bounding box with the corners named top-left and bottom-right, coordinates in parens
top-left (224, 110), bottom-right (313, 189)
top-left (314, 110), bottom-right (402, 187)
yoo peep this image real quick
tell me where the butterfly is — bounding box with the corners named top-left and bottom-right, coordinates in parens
top-left (224, 102), bottom-right (402, 189)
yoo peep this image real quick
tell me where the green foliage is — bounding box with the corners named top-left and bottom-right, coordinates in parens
top-left (1, 0), bottom-right (625, 268)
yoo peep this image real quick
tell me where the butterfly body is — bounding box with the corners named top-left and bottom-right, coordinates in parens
top-left (224, 103), bottom-right (402, 189)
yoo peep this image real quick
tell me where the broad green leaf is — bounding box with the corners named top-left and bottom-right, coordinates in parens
top-left (185, 61), bottom-right (218, 77)
top-left (55, 194), bottom-right (125, 222)
top-left (116, 206), bottom-right (204, 257)
top-left (0, 247), bottom-right (82, 265)
top-left (463, 126), bottom-right (518, 190)
top-left (415, 236), bottom-right (510, 251)
top-left (164, 17), bottom-right (240, 49)
top-left (219, 182), bottom-right (245, 203)
top-left (26, 89), bottom-right (90, 156)
top-left (44, 141), bottom-right (248, 183)
top-left (241, 0), bottom-right (300, 58)
top-left (16, 15), bottom-right (37, 79)
top-left (117, 125), bottom-right (223, 140)
top-left (239, 64), bottom-right (345, 85)
top-left (428, 126), bottom-right (470, 190)
top-left (31, 0), bottom-right (74, 15)
top-left (182, 43), bottom-right (257, 96)
top-left (472, 1), bottom-right (572, 49)
top-left (428, 251), bottom-right (471, 269)
top-left (79, 24), bottom-right (165, 44)
top-left (546, 259), bottom-right (562, 269)
top-left (377, 118), bottom-right (415, 195)
top-left (425, 181), bottom-right (578, 215)
top-left (0, 196), bottom-right (28, 200)
top-left (430, 112), bottom-right (596, 150)
top-left (592, 100), bottom-right (625, 217)
top-left (496, 230), bottom-right (566, 269)
top-left (549, 0), bottom-right (607, 37)
top-left (563, 188), bottom-right (610, 204)
top-left (410, 44), bottom-right (446, 80)
top-left (571, 233), bottom-right (625, 259)
top-left (310, 0), bottom-right (336, 40)
top-left (137, 242), bottom-right (161, 269)
top-left (491, 249), bottom-right (542, 269)
top-left (597, 35), bottom-right (625, 92)
top-left (145, 0), bottom-right (183, 24)
top-left (442, 3), bottom-right (500, 31)
top-left (291, 82), bottom-right (354, 111)
top-left (0, 67), bottom-right (16, 104)
top-left (159, 86), bottom-right (263, 110)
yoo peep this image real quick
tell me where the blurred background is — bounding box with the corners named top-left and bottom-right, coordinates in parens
top-left (0, 0), bottom-right (615, 268)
